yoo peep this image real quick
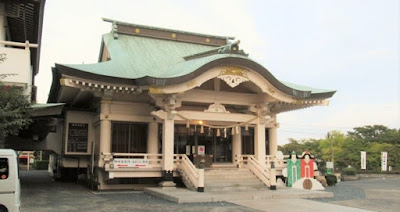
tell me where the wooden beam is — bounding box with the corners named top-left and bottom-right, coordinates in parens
top-left (181, 89), bottom-right (269, 106)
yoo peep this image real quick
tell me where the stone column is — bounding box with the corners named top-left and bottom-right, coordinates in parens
top-left (99, 100), bottom-right (111, 167)
top-left (254, 117), bottom-right (266, 165)
top-left (160, 116), bottom-right (175, 187)
top-left (269, 114), bottom-right (278, 156)
top-left (232, 128), bottom-right (242, 166)
top-left (269, 127), bottom-right (278, 156)
top-left (147, 122), bottom-right (159, 154)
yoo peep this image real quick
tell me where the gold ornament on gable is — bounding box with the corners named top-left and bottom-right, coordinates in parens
top-left (149, 86), bottom-right (165, 94)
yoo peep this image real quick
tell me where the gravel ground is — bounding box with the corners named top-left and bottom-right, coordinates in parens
top-left (311, 176), bottom-right (400, 212)
top-left (312, 182), bottom-right (366, 202)
top-left (19, 170), bottom-right (256, 212)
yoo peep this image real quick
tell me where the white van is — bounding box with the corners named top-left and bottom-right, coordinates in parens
top-left (0, 149), bottom-right (21, 212)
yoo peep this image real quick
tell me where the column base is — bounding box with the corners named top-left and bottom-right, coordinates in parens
top-left (159, 181), bottom-right (176, 187)
top-left (159, 170), bottom-right (176, 187)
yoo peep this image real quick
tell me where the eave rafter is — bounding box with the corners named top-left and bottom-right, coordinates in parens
top-left (270, 99), bottom-right (330, 113)
top-left (60, 76), bottom-right (144, 94)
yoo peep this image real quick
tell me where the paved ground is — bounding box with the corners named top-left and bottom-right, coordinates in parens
top-left (19, 170), bottom-right (400, 211)
top-left (313, 176), bottom-right (400, 212)
top-left (20, 170), bottom-right (254, 212)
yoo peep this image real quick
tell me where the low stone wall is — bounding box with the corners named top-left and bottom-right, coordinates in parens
top-left (358, 173), bottom-right (400, 179)
top-left (341, 175), bottom-right (359, 181)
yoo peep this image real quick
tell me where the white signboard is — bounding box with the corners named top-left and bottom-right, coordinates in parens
top-left (326, 162), bottom-right (334, 169)
top-left (361, 151), bottom-right (366, 170)
top-left (198, 145), bottom-right (205, 156)
top-left (113, 158), bottom-right (149, 168)
top-left (185, 145), bottom-right (191, 155)
top-left (381, 152), bottom-right (388, 171)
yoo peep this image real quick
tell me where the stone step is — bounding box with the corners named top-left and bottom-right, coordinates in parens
top-left (205, 185), bottom-right (268, 192)
top-left (205, 177), bottom-right (258, 183)
top-left (205, 174), bottom-right (256, 180)
top-left (204, 169), bottom-right (252, 175)
top-left (205, 181), bottom-right (265, 187)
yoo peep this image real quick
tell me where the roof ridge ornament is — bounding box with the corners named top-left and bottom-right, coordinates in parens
top-left (184, 40), bottom-right (248, 61)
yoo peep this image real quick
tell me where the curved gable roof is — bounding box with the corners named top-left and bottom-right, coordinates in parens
top-left (53, 24), bottom-right (335, 100)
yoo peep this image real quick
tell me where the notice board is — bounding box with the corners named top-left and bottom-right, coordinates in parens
top-left (67, 123), bottom-right (88, 153)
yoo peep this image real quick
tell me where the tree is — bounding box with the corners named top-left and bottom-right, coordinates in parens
top-left (0, 82), bottom-right (32, 140)
top-left (348, 125), bottom-right (400, 144)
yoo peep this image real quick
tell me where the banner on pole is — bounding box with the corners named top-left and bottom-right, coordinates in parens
top-left (381, 152), bottom-right (388, 171)
top-left (361, 151), bottom-right (366, 170)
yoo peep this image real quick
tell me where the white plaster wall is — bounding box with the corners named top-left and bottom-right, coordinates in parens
top-left (0, 47), bottom-right (32, 96)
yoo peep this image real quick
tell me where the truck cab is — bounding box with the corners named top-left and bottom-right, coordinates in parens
top-left (0, 149), bottom-right (21, 212)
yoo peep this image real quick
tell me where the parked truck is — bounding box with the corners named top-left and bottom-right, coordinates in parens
top-left (0, 149), bottom-right (21, 212)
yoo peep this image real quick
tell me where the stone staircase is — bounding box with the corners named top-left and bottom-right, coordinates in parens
top-left (204, 167), bottom-right (267, 192)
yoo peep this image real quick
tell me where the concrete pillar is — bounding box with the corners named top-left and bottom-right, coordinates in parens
top-left (0, 3), bottom-right (6, 46)
top-left (269, 127), bottom-right (278, 156)
top-left (269, 114), bottom-right (278, 156)
top-left (147, 122), bottom-right (159, 154)
top-left (232, 128), bottom-right (242, 166)
top-left (254, 117), bottom-right (266, 165)
top-left (99, 101), bottom-right (111, 167)
top-left (160, 117), bottom-right (175, 187)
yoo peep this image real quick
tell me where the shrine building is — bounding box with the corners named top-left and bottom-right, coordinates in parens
top-left (46, 19), bottom-right (335, 191)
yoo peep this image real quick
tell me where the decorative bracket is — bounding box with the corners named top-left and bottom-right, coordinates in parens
top-left (217, 66), bottom-right (249, 88)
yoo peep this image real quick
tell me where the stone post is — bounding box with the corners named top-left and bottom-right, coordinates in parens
top-left (160, 114), bottom-right (176, 187)
top-left (232, 128), bottom-right (242, 167)
top-left (269, 114), bottom-right (278, 156)
top-left (254, 117), bottom-right (266, 165)
top-left (99, 100), bottom-right (111, 167)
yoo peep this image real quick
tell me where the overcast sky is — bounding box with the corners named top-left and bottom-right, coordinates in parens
top-left (35, 0), bottom-right (400, 145)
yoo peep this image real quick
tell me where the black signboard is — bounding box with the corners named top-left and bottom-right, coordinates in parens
top-left (67, 123), bottom-right (88, 152)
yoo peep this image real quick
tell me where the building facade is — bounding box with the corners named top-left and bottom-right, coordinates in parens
top-left (0, 0), bottom-right (45, 101)
top-left (46, 19), bottom-right (335, 191)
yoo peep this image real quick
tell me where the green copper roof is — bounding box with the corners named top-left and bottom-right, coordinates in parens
top-left (66, 33), bottom-right (225, 79)
top-left (56, 27), bottom-right (335, 99)
top-left (281, 81), bottom-right (335, 94)
top-left (31, 103), bottom-right (65, 109)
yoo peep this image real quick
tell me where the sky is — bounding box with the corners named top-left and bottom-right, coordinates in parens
top-left (35, 0), bottom-right (400, 145)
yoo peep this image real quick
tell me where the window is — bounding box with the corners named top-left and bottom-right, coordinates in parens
top-left (112, 123), bottom-right (147, 153)
top-left (0, 158), bottom-right (9, 180)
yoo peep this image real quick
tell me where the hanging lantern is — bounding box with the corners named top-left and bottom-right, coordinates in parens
top-left (186, 121), bottom-right (190, 128)
top-left (200, 125), bottom-right (204, 134)
top-left (216, 128), bottom-right (221, 137)
top-left (231, 127), bottom-right (235, 135)
top-left (245, 124), bottom-right (249, 131)
top-left (208, 127), bottom-right (211, 136)
top-left (224, 128), bottom-right (227, 138)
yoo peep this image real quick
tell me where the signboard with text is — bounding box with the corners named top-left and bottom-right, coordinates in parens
top-left (67, 123), bottom-right (88, 153)
top-left (113, 158), bottom-right (149, 168)
top-left (381, 152), bottom-right (388, 171)
top-left (361, 151), bottom-right (366, 170)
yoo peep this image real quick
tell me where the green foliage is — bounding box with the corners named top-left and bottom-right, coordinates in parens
top-left (342, 167), bottom-right (357, 176)
top-left (279, 126), bottom-right (400, 172)
top-left (325, 174), bottom-right (337, 186)
top-left (0, 82), bottom-right (32, 139)
top-left (32, 160), bottom-right (49, 170)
